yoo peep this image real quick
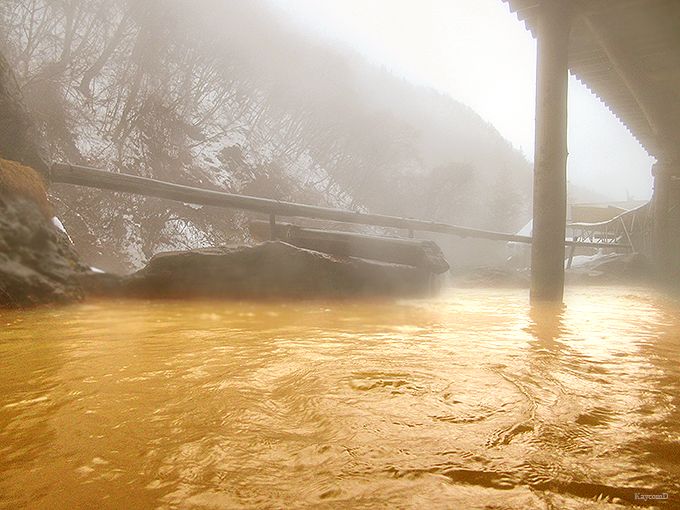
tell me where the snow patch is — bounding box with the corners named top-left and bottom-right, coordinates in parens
top-left (52, 217), bottom-right (74, 244)
top-left (566, 250), bottom-right (615, 269)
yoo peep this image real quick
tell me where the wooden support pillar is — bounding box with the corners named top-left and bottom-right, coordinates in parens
top-left (651, 156), bottom-right (680, 282)
top-left (566, 242), bottom-right (576, 269)
top-left (530, 0), bottom-right (572, 303)
top-left (652, 161), bottom-right (668, 272)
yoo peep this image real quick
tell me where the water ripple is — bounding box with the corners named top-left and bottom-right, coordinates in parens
top-left (0, 287), bottom-right (678, 508)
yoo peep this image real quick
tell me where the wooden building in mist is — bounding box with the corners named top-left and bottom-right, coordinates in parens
top-left (503, 0), bottom-right (680, 301)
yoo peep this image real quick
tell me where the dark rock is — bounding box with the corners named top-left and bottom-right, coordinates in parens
top-left (449, 253), bottom-right (653, 289)
top-left (0, 193), bottom-right (88, 308)
top-left (0, 49), bottom-right (78, 308)
top-left (249, 221), bottom-right (450, 274)
top-left (450, 266), bottom-right (530, 288)
top-left (78, 271), bottom-right (125, 297)
top-left (84, 242), bottom-right (437, 299)
top-left (566, 252), bottom-right (651, 285)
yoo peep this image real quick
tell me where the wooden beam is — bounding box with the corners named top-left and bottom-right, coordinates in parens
top-left (49, 162), bottom-right (627, 249)
top-left (530, 0), bottom-right (572, 303)
top-left (581, 15), bottom-right (661, 142)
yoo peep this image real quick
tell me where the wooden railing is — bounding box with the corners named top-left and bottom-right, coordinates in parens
top-left (50, 162), bottom-right (631, 250)
top-left (568, 203), bottom-right (650, 251)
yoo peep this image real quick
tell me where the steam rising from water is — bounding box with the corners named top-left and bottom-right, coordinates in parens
top-left (1, 287), bottom-right (678, 508)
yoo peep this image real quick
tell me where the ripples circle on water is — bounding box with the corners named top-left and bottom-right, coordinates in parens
top-left (0, 287), bottom-right (678, 509)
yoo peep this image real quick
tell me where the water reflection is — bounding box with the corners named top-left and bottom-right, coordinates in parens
top-left (622, 295), bottom-right (680, 490)
top-left (0, 311), bottom-right (68, 499)
top-left (527, 302), bottom-right (566, 342)
top-left (0, 288), bottom-right (678, 509)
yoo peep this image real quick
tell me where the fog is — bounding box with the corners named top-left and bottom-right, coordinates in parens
top-left (0, 0), bottom-right (655, 274)
top-left (0, 0), bottom-right (522, 270)
top-left (269, 0), bottom-right (656, 201)
top-left (2, 3), bottom-right (678, 506)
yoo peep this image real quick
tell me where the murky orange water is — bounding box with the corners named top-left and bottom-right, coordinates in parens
top-left (0, 287), bottom-right (678, 509)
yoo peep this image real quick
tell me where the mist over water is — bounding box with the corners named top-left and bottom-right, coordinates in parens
top-left (0, 0), bottom-right (534, 272)
top-left (2, 287), bottom-right (678, 509)
top-left (0, 1), bottom-right (675, 508)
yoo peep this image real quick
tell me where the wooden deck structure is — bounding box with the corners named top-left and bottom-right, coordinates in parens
top-left (503, 0), bottom-right (680, 301)
top-left (50, 162), bottom-right (627, 252)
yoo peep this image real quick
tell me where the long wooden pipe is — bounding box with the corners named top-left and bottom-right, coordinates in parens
top-left (50, 162), bottom-right (630, 250)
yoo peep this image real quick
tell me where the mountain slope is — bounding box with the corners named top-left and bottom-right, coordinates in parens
top-left (0, 0), bottom-right (532, 271)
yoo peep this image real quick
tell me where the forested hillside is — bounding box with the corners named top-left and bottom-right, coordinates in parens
top-left (0, 0), bottom-right (533, 271)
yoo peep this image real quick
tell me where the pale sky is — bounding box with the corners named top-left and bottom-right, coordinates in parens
top-left (267, 0), bottom-right (655, 201)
